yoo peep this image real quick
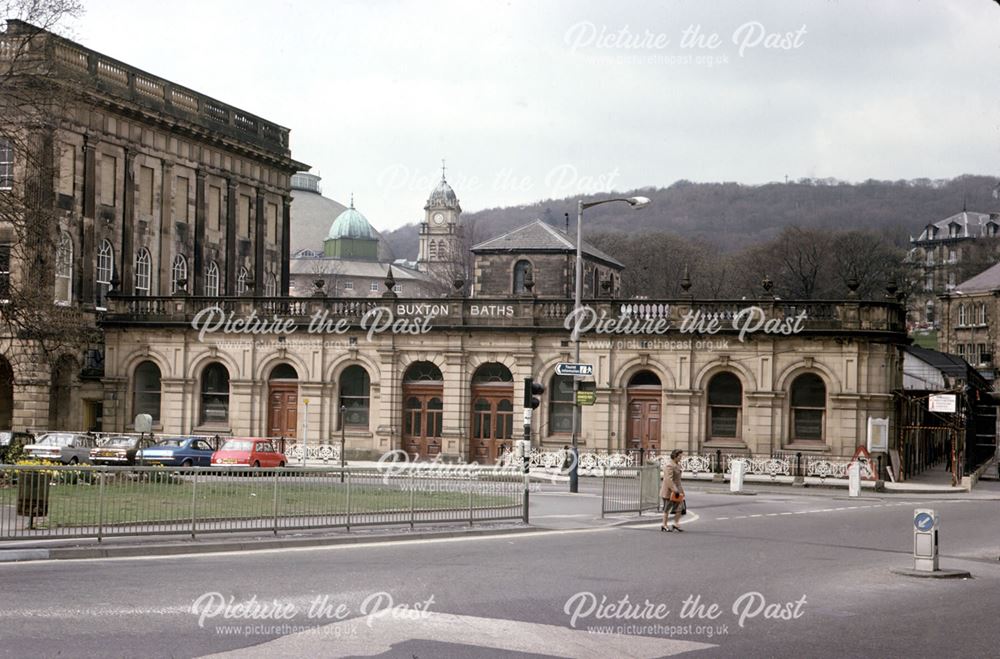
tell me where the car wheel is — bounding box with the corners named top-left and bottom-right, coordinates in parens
top-left (68, 457), bottom-right (78, 465)
top-left (278, 461), bottom-right (285, 468)
top-left (253, 461), bottom-right (260, 468)
top-left (182, 459), bottom-right (193, 467)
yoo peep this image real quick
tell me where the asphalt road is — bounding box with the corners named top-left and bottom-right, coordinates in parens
top-left (2, 483), bottom-right (999, 658)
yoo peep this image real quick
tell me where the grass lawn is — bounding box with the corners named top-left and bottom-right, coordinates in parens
top-left (911, 330), bottom-right (938, 350)
top-left (13, 476), bottom-right (519, 528)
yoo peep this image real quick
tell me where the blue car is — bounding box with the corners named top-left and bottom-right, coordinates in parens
top-left (136, 437), bottom-right (217, 467)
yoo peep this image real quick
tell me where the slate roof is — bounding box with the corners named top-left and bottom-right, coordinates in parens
top-left (954, 261), bottom-right (1000, 294)
top-left (289, 257), bottom-right (426, 280)
top-left (912, 211), bottom-right (997, 243)
top-left (903, 345), bottom-right (991, 392)
top-left (470, 220), bottom-right (625, 269)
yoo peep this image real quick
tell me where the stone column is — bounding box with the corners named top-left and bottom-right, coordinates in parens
top-left (119, 147), bottom-right (135, 293)
top-left (281, 195), bottom-right (291, 295)
top-left (225, 179), bottom-right (237, 295)
top-left (158, 162), bottom-right (173, 295)
top-left (254, 190), bottom-right (265, 294)
top-left (193, 170), bottom-right (206, 295)
top-left (80, 138), bottom-right (97, 303)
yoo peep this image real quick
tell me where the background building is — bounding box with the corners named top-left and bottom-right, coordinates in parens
top-left (0, 20), bottom-right (305, 432)
top-left (908, 209), bottom-right (1000, 327)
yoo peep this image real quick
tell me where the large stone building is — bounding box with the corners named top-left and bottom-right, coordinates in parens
top-left (0, 20), bottom-right (305, 432)
top-left (908, 210), bottom-right (1000, 327)
top-left (100, 283), bottom-right (906, 462)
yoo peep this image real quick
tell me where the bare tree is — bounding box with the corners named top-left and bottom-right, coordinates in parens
top-left (1, 4), bottom-right (89, 366)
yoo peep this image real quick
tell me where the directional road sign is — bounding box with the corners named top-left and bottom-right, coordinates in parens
top-left (555, 362), bottom-right (594, 377)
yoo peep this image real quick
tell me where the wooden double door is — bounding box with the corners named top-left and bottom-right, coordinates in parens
top-left (401, 385), bottom-right (443, 459)
top-left (627, 390), bottom-right (661, 453)
top-left (469, 385), bottom-right (515, 464)
top-left (268, 383), bottom-right (298, 439)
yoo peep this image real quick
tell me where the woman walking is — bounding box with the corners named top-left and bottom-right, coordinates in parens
top-left (660, 449), bottom-right (685, 532)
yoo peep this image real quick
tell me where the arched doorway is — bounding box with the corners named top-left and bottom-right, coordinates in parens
top-left (401, 361), bottom-right (443, 459)
top-left (469, 362), bottom-right (514, 463)
top-left (626, 370), bottom-right (661, 454)
top-left (48, 355), bottom-right (77, 430)
top-left (267, 363), bottom-right (298, 438)
top-left (0, 356), bottom-right (13, 430)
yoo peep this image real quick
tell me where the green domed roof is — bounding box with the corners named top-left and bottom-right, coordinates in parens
top-left (327, 197), bottom-right (378, 241)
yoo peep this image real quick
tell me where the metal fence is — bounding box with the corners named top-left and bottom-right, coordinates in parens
top-left (0, 465), bottom-right (527, 541)
top-left (600, 465), bottom-right (661, 517)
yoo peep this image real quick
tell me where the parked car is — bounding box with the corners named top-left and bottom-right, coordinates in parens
top-left (137, 436), bottom-right (218, 467)
top-left (211, 439), bottom-right (286, 468)
top-left (23, 432), bottom-right (98, 464)
top-left (89, 435), bottom-right (154, 465)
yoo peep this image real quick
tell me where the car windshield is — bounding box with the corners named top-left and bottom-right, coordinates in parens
top-left (221, 440), bottom-right (252, 452)
top-left (38, 434), bottom-right (75, 446)
top-left (152, 440), bottom-right (184, 448)
top-left (106, 438), bottom-right (136, 448)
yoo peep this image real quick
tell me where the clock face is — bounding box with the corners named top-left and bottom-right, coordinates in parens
top-left (433, 212), bottom-right (445, 225)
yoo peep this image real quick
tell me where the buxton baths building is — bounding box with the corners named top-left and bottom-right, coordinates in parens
top-left (98, 276), bottom-right (908, 463)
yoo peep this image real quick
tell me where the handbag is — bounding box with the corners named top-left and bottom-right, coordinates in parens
top-left (669, 491), bottom-right (685, 503)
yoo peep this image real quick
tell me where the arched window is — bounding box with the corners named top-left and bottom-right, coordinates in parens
top-left (200, 362), bottom-right (230, 425)
top-left (472, 362), bottom-right (513, 383)
top-left (96, 240), bottom-right (114, 309)
top-left (269, 363), bottom-right (297, 380)
top-left (204, 261), bottom-right (220, 297)
top-left (790, 373), bottom-right (826, 441)
top-left (135, 248), bottom-right (151, 296)
top-left (171, 254), bottom-right (188, 293)
top-left (437, 240), bottom-right (447, 260)
top-left (513, 260), bottom-right (531, 294)
top-left (340, 365), bottom-right (370, 428)
top-left (549, 374), bottom-right (576, 435)
top-left (428, 240), bottom-right (437, 260)
top-left (55, 232), bottom-right (73, 305)
top-left (237, 266), bottom-right (250, 295)
top-left (958, 304), bottom-right (967, 326)
top-left (707, 372), bottom-right (742, 439)
top-left (404, 361), bottom-right (443, 382)
top-left (132, 360), bottom-right (161, 423)
top-left (265, 273), bottom-right (278, 298)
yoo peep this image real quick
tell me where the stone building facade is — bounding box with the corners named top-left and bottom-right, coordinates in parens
top-left (0, 20), bottom-right (305, 432)
top-left (100, 295), bottom-right (906, 462)
top-left (471, 220), bottom-right (624, 298)
top-left (907, 210), bottom-right (1000, 327)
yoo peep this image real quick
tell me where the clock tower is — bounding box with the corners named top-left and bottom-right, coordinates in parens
top-left (418, 160), bottom-right (463, 279)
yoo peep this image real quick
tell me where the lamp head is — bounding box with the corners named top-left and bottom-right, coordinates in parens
top-left (627, 196), bottom-right (651, 209)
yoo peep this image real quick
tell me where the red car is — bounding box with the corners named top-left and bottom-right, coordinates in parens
top-left (211, 439), bottom-right (286, 468)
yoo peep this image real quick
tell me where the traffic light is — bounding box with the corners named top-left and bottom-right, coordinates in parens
top-left (524, 377), bottom-right (545, 409)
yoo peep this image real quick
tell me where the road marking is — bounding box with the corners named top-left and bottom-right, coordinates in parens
top-left (200, 611), bottom-right (717, 658)
top-left (749, 514), bottom-right (763, 518)
top-left (779, 512), bottom-right (793, 516)
top-left (716, 516), bottom-right (729, 520)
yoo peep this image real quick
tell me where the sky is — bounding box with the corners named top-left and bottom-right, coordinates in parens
top-left (60, 0), bottom-right (1000, 231)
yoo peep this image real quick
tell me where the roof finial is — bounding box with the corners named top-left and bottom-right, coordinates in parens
top-left (962, 191), bottom-right (967, 213)
top-left (349, 192), bottom-right (354, 209)
top-left (441, 158), bottom-right (446, 181)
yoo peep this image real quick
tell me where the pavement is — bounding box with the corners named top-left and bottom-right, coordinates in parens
top-left (2, 475), bottom-right (996, 563)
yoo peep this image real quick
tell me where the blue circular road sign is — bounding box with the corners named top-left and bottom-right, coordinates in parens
top-left (914, 512), bottom-right (934, 532)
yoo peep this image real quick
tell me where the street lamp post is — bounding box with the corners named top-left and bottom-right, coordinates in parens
top-left (569, 196), bottom-right (651, 493)
top-left (302, 397), bottom-right (310, 468)
top-left (340, 404), bottom-right (346, 483)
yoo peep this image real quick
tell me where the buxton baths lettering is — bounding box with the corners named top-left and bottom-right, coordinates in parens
top-left (396, 303), bottom-right (451, 317)
top-left (470, 304), bottom-right (515, 317)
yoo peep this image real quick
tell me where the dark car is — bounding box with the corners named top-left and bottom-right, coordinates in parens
top-left (136, 436), bottom-right (217, 467)
top-left (89, 435), bottom-right (154, 465)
